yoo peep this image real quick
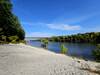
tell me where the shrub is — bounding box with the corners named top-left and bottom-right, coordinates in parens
top-left (19, 40), bottom-right (26, 44)
top-left (10, 40), bottom-right (17, 44)
top-left (92, 44), bottom-right (100, 62)
top-left (8, 36), bottom-right (19, 43)
top-left (41, 39), bottom-right (49, 48)
top-left (1, 35), bottom-right (7, 42)
top-left (61, 44), bottom-right (68, 54)
top-left (41, 39), bottom-right (49, 45)
top-left (0, 35), bottom-right (8, 44)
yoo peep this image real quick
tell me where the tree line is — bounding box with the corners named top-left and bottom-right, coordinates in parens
top-left (49, 32), bottom-right (100, 43)
top-left (0, 0), bottom-right (25, 43)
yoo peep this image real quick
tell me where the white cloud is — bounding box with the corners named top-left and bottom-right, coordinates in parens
top-left (47, 24), bottom-right (81, 30)
top-left (21, 21), bottom-right (81, 31)
top-left (26, 32), bottom-right (53, 37)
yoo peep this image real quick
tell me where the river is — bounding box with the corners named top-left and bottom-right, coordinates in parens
top-left (26, 40), bottom-right (96, 60)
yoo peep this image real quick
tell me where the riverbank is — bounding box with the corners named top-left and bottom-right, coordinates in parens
top-left (0, 44), bottom-right (100, 75)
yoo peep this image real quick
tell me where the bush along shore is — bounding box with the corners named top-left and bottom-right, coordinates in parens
top-left (0, 35), bottom-right (26, 44)
top-left (92, 44), bottom-right (100, 62)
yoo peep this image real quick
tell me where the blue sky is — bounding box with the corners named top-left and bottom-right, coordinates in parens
top-left (12, 0), bottom-right (100, 37)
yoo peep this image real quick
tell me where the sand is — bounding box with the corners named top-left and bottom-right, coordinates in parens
top-left (0, 44), bottom-right (100, 75)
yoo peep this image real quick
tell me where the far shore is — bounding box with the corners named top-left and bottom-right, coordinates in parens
top-left (0, 44), bottom-right (100, 75)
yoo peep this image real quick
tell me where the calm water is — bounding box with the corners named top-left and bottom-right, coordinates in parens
top-left (27, 40), bottom-right (96, 60)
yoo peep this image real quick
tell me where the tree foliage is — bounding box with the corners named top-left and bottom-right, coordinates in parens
top-left (92, 44), bottom-right (100, 62)
top-left (41, 39), bottom-right (49, 48)
top-left (60, 44), bottom-right (68, 54)
top-left (0, 0), bottom-right (25, 43)
top-left (50, 32), bottom-right (100, 43)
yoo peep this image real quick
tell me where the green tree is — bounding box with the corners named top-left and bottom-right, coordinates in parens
top-left (92, 44), bottom-right (100, 62)
top-left (60, 44), bottom-right (68, 54)
top-left (41, 39), bottom-right (49, 48)
top-left (50, 32), bottom-right (100, 43)
top-left (0, 0), bottom-right (25, 42)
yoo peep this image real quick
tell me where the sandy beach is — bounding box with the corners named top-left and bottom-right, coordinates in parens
top-left (0, 44), bottom-right (100, 75)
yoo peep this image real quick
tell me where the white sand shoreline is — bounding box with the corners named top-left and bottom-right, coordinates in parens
top-left (0, 44), bottom-right (100, 75)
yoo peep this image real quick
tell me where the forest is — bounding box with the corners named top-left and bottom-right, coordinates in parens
top-left (49, 32), bottom-right (100, 43)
